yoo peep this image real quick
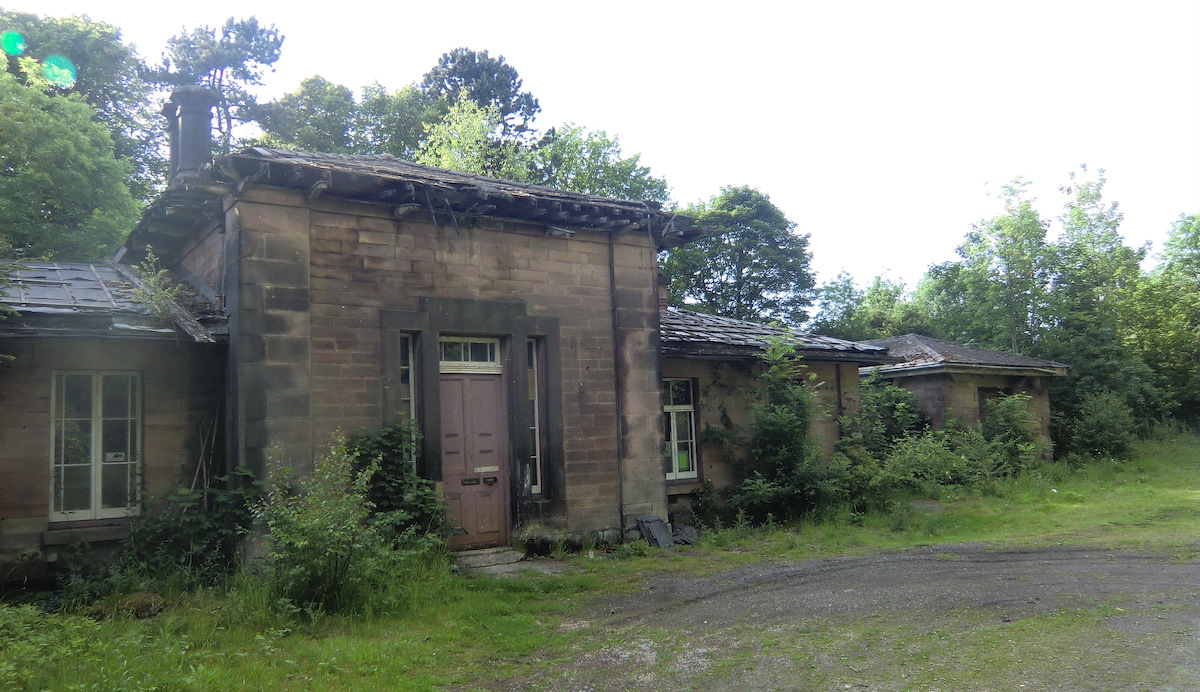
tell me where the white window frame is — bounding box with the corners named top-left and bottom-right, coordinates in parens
top-left (663, 378), bottom-right (698, 481)
top-left (438, 337), bottom-right (502, 374)
top-left (50, 371), bottom-right (142, 522)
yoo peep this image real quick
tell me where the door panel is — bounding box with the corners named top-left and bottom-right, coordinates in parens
top-left (440, 374), bottom-right (509, 549)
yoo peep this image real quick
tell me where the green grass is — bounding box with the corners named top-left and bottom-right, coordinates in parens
top-left (2, 434), bottom-right (1197, 690)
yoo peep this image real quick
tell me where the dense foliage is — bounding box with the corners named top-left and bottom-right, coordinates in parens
top-left (344, 417), bottom-right (448, 545)
top-left (698, 344), bottom-right (1053, 526)
top-left (813, 169), bottom-right (1198, 453)
top-left (660, 186), bottom-right (815, 326)
top-left (0, 70), bottom-right (139, 260)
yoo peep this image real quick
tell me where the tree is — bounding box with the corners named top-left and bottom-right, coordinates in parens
top-left (1036, 168), bottom-right (1163, 450)
top-left (912, 181), bottom-right (1052, 352)
top-left (1, 9), bottom-right (161, 201)
top-left (414, 98), bottom-right (530, 180)
top-left (903, 167), bottom-right (1175, 454)
top-left (661, 186), bottom-right (814, 326)
top-left (357, 83), bottom-right (439, 159)
top-left (154, 17), bottom-right (283, 154)
top-left (0, 71), bottom-right (139, 260)
top-left (526, 124), bottom-right (669, 202)
top-left (251, 75), bottom-right (360, 152)
top-left (811, 273), bottom-right (930, 341)
top-left (1120, 213), bottom-right (1200, 425)
top-left (419, 48), bottom-right (540, 137)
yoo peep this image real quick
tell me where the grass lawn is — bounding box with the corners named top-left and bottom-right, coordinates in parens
top-left (2, 433), bottom-right (1196, 690)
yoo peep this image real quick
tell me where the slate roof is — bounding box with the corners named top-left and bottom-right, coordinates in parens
top-left (660, 307), bottom-right (894, 363)
top-left (0, 262), bottom-right (225, 342)
top-left (862, 334), bottom-right (1069, 376)
top-left (127, 148), bottom-right (704, 263)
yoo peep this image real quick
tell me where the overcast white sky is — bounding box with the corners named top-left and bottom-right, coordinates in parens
top-left (5, 0), bottom-right (1199, 288)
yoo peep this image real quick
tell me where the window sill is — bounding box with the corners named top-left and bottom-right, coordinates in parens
top-left (42, 524), bottom-right (128, 546)
top-left (666, 481), bottom-right (703, 496)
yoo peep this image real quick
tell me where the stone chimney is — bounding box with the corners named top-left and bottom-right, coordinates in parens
top-left (657, 275), bottom-right (670, 311)
top-left (162, 86), bottom-right (219, 185)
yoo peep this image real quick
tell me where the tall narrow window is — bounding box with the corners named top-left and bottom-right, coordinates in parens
top-left (51, 372), bottom-right (141, 521)
top-left (527, 339), bottom-right (543, 494)
top-left (662, 378), bottom-right (698, 481)
top-left (397, 334), bottom-right (418, 469)
top-left (397, 334), bottom-right (415, 419)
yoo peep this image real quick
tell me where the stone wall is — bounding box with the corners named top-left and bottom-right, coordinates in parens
top-left (215, 187), bottom-right (665, 539)
top-left (0, 338), bottom-right (224, 565)
top-left (661, 357), bottom-right (865, 493)
top-left (887, 371), bottom-right (1055, 455)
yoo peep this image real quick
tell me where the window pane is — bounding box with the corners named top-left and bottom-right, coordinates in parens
top-left (58, 420), bottom-right (91, 465)
top-left (672, 412), bottom-right (694, 472)
top-left (63, 374), bottom-right (92, 418)
top-left (102, 463), bottom-right (134, 509)
top-left (102, 420), bottom-right (131, 462)
top-left (58, 465), bottom-right (90, 512)
top-left (663, 379), bottom-right (692, 407)
top-left (677, 440), bottom-right (694, 473)
top-left (399, 336), bottom-right (411, 368)
top-left (674, 381), bottom-right (692, 406)
top-left (674, 411), bottom-right (695, 443)
top-left (470, 341), bottom-right (491, 362)
top-left (441, 341), bottom-right (463, 361)
top-left (103, 375), bottom-right (133, 418)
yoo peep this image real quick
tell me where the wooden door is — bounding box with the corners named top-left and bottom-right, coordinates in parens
top-left (440, 373), bottom-right (510, 549)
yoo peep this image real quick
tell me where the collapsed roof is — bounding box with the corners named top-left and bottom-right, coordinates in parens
top-left (862, 334), bottom-right (1069, 377)
top-left (0, 262), bottom-right (225, 342)
top-left (661, 307), bottom-right (894, 363)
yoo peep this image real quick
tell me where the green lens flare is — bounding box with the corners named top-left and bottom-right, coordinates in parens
top-left (1, 31), bottom-right (26, 56)
top-left (42, 54), bottom-right (77, 88)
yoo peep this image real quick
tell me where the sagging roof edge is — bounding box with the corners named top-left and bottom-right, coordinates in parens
top-left (861, 362), bottom-right (1070, 378)
top-left (126, 149), bottom-right (707, 262)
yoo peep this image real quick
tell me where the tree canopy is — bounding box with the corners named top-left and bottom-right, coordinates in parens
top-left (526, 125), bottom-right (669, 202)
top-left (419, 48), bottom-right (540, 137)
top-left (251, 75), bottom-right (360, 152)
top-left (661, 186), bottom-right (814, 326)
top-left (826, 166), bottom-right (1195, 455)
top-left (1, 9), bottom-right (161, 201)
top-left (810, 273), bottom-right (929, 341)
top-left (0, 71), bottom-right (139, 260)
top-left (154, 17), bottom-right (283, 154)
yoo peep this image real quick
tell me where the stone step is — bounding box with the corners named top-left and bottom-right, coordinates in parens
top-left (453, 547), bottom-right (527, 569)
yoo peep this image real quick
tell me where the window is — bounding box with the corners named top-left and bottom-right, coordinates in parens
top-left (662, 378), bottom-right (698, 481)
top-left (50, 372), bottom-right (141, 521)
top-left (527, 339), bottom-right (543, 494)
top-left (439, 337), bottom-right (501, 374)
top-left (396, 334), bottom-right (418, 469)
top-left (397, 334), bottom-right (415, 419)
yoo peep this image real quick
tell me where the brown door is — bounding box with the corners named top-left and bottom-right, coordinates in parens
top-left (440, 373), bottom-right (510, 549)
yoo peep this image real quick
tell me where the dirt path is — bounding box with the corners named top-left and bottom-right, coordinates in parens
top-left (492, 544), bottom-right (1199, 691)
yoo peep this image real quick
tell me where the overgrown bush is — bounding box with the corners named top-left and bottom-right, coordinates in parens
top-left (116, 468), bottom-right (260, 589)
top-left (344, 417), bottom-right (448, 545)
top-left (980, 393), bottom-right (1043, 474)
top-left (881, 428), bottom-right (993, 494)
top-left (251, 438), bottom-right (447, 618)
top-left (712, 339), bottom-right (851, 523)
top-left (1065, 389), bottom-right (1136, 459)
top-left (838, 371), bottom-right (926, 462)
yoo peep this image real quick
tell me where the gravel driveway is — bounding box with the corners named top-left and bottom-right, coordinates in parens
top-left (492, 544), bottom-right (1199, 691)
